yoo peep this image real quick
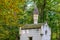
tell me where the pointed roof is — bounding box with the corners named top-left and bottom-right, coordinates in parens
top-left (33, 4), bottom-right (39, 14)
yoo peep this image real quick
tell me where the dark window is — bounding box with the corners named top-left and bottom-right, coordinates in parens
top-left (45, 30), bottom-right (47, 35)
top-left (29, 37), bottom-right (32, 40)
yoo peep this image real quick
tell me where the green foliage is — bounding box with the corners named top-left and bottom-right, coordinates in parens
top-left (0, 0), bottom-right (60, 40)
top-left (0, 0), bottom-right (33, 40)
top-left (33, 0), bottom-right (60, 40)
top-left (0, 0), bottom-right (25, 40)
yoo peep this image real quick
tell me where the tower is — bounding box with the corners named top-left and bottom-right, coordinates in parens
top-left (33, 5), bottom-right (39, 24)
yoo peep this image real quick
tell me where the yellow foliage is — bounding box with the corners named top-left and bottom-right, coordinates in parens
top-left (52, 33), bottom-right (56, 38)
top-left (0, 34), bottom-right (5, 38)
top-left (14, 8), bottom-right (20, 13)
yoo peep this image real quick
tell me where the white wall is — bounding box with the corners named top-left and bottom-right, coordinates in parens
top-left (41, 23), bottom-right (51, 40)
top-left (20, 29), bottom-right (41, 40)
top-left (20, 23), bottom-right (51, 40)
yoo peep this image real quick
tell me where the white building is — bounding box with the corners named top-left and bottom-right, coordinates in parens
top-left (20, 22), bottom-right (51, 40)
top-left (19, 4), bottom-right (51, 40)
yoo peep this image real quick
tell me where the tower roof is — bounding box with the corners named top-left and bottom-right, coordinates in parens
top-left (33, 5), bottom-right (39, 14)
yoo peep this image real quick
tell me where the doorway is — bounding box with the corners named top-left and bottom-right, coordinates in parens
top-left (29, 37), bottom-right (32, 40)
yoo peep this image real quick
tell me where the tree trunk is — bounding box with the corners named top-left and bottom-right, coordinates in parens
top-left (40, 0), bottom-right (46, 22)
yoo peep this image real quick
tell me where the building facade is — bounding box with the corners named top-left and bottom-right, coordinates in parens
top-left (20, 23), bottom-right (51, 40)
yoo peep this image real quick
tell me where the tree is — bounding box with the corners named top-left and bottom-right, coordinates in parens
top-left (33, 0), bottom-right (60, 40)
top-left (0, 0), bottom-right (60, 40)
top-left (0, 0), bottom-right (25, 40)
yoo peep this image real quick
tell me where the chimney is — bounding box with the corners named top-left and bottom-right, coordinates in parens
top-left (33, 5), bottom-right (39, 24)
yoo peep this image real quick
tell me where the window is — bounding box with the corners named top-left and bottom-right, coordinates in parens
top-left (29, 37), bottom-right (32, 40)
top-left (26, 30), bottom-right (29, 33)
top-left (45, 30), bottom-right (47, 35)
top-left (22, 30), bottom-right (25, 34)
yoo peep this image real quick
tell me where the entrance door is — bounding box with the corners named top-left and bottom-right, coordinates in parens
top-left (29, 37), bottom-right (32, 40)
